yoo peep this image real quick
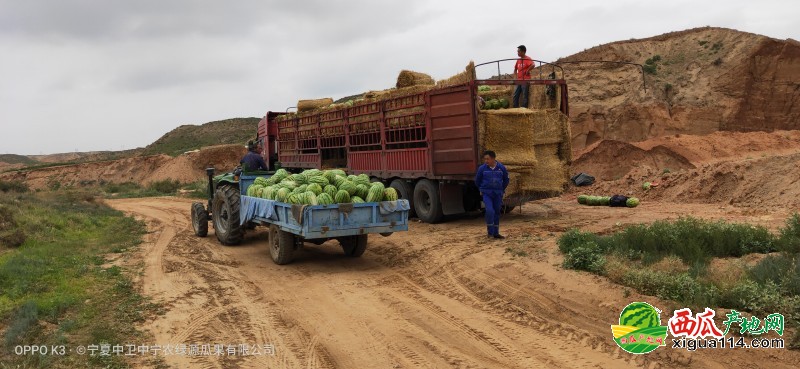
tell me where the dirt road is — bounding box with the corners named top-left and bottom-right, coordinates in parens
top-left (109, 197), bottom-right (799, 369)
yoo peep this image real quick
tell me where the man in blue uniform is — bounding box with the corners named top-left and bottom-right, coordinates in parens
top-left (474, 150), bottom-right (510, 239)
top-left (241, 140), bottom-right (268, 172)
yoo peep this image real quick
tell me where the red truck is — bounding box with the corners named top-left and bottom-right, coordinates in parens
top-left (255, 61), bottom-right (571, 223)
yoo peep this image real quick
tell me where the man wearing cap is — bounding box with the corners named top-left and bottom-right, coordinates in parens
top-left (513, 45), bottom-right (535, 108)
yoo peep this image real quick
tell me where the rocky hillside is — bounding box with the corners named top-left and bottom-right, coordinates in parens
top-left (558, 27), bottom-right (800, 151)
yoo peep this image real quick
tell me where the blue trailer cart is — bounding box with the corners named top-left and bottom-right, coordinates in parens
top-left (192, 172), bottom-right (410, 265)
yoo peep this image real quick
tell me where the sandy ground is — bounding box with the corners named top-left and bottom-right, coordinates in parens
top-left (108, 196), bottom-right (800, 369)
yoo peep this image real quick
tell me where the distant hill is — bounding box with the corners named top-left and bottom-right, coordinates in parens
top-left (0, 154), bottom-right (37, 165)
top-left (142, 117), bottom-right (260, 156)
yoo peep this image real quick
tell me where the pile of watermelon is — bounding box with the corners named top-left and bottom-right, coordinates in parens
top-left (245, 169), bottom-right (398, 206)
top-left (481, 98), bottom-right (510, 110)
top-left (577, 195), bottom-right (640, 208)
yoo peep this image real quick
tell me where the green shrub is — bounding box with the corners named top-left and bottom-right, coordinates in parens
top-left (0, 180), bottom-right (29, 193)
top-left (621, 269), bottom-right (717, 308)
top-left (717, 280), bottom-right (784, 316)
top-left (563, 241), bottom-right (605, 273)
top-left (778, 213), bottom-right (800, 254)
top-left (643, 64), bottom-right (657, 75)
top-left (558, 228), bottom-right (599, 254)
top-left (147, 179), bottom-right (182, 195)
top-left (3, 300), bottom-right (39, 347)
top-left (749, 254), bottom-right (794, 287)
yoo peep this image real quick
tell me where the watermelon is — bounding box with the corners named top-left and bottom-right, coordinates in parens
top-left (286, 193), bottom-right (301, 204)
top-left (626, 197), bottom-right (640, 208)
top-left (291, 173), bottom-right (308, 184)
top-left (252, 186), bottom-right (264, 198)
top-left (308, 175), bottom-right (329, 186)
top-left (577, 195), bottom-right (589, 204)
top-left (478, 85), bottom-right (491, 92)
top-left (325, 169), bottom-right (346, 183)
top-left (366, 183), bottom-right (385, 202)
top-left (307, 183), bottom-right (323, 195)
top-left (304, 169), bottom-right (322, 177)
top-left (619, 302), bottom-right (660, 328)
top-left (304, 191), bottom-right (318, 205)
top-left (317, 193), bottom-right (334, 205)
top-left (351, 196), bottom-right (365, 203)
top-left (262, 186), bottom-right (276, 200)
top-left (642, 182), bottom-right (652, 191)
top-left (254, 177), bottom-right (270, 187)
top-left (339, 181), bottom-right (357, 196)
top-left (274, 168), bottom-right (289, 178)
top-left (291, 186), bottom-right (306, 195)
top-left (246, 185), bottom-right (256, 197)
top-left (275, 188), bottom-right (289, 202)
top-left (355, 184), bottom-right (370, 199)
top-left (355, 174), bottom-right (371, 186)
top-left (324, 185), bottom-right (338, 199)
top-left (384, 187), bottom-right (398, 201)
top-left (499, 98), bottom-right (509, 109)
top-left (333, 175), bottom-right (347, 187)
top-left (588, 196), bottom-right (600, 206)
top-left (281, 180), bottom-right (298, 190)
top-left (601, 196), bottom-right (611, 206)
top-left (335, 190), bottom-right (351, 204)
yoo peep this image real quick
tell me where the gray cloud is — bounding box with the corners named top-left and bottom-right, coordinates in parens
top-left (1, 0), bottom-right (799, 155)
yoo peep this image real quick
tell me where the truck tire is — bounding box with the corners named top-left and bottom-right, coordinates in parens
top-left (212, 185), bottom-right (243, 245)
top-left (339, 234), bottom-right (367, 257)
top-left (268, 224), bottom-right (295, 265)
top-left (191, 202), bottom-right (208, 237)
top-left (413, 179), bottom-right (443, 223)
top-left (502, 205), bottom-right (516, 214)
top-left (389, 179), bottom-right (415, 218)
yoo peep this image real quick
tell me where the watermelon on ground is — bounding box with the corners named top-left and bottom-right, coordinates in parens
top-left (577, 195), bottom-right (589, 204)
top-left (626, 198), bottom-right (640, 208)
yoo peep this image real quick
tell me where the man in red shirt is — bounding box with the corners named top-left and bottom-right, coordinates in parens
top-left (513, 45), bottom-right (534, 108)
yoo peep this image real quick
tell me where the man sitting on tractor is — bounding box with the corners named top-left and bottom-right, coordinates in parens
top-left (241, 140), bottom-right (268, 172)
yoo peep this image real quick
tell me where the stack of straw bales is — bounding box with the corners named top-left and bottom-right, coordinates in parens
top-left (477, 108), bottom-right (572, 202)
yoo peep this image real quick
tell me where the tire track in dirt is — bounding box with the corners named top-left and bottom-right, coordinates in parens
top-left (109, 197), bottom-right (800, 369)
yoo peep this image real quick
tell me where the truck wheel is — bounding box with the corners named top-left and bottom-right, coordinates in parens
top-left (339, 234), bottom-right (367, 257)
top-left (413, 179), bottom-right (443, 223)
top-left (212, 185), bottom-right (243, 245)
top-left (390, 179), bottom-right (416, 218)
top-left (191, 202), bottom-right (208, 237)
top-left (269, 225), bottom-right (295, 265)
top-left (502, 205), bottom-right (516, 214)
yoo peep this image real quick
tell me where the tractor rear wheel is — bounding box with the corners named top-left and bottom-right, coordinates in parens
top-left (191, 202), bottom-right (208, 237)
top-left (212, 185), bottom-right (243, 245)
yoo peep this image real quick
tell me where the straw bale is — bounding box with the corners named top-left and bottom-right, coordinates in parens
top-left (477, 109), bottom-right (536, 166)
top-left (435, 61), bottom-right (476, 88)
top-left (396, 70), bottom-right (435, 88)
top-left (297, 98), bottom-right (333, 112)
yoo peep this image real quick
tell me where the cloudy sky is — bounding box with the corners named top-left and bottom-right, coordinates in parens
top-left (1, 0), bottom-right (798, 155)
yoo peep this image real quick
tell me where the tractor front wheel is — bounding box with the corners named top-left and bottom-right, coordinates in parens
top-left (191, 202), bottom-right (208, 237)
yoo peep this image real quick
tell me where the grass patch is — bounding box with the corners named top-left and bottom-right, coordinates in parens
top-left (101, 179), bottom-right (183, 199)
top-left (558, 215), bottom-right (800, 346)
top-left (0, 190), bottom-right (160, 368)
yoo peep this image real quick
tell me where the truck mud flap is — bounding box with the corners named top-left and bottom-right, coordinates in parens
top-left (440, 182), bottom-right (465, 216)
